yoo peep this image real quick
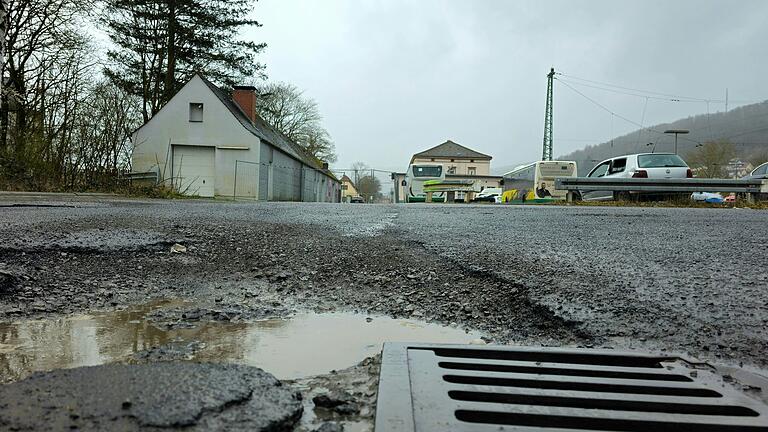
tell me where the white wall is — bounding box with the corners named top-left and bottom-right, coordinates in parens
top-left (132, 75), bottom-right (340, 201)
top-left (132, 75), bottom-right (260, 197)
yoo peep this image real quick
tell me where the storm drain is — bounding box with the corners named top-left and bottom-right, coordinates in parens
top-left (375, 343), bottom-right (768, 431)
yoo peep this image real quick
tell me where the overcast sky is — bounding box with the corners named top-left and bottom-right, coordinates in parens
top-left (247, 0), bottom-right (768, 172)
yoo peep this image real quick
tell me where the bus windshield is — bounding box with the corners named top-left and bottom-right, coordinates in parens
top-left (413, 165), bottom-right (442, 178)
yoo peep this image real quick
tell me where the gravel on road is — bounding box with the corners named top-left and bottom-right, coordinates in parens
top-left (1, 197), bottom-right (767, 422)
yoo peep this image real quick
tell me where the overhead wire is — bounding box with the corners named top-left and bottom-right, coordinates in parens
top-left (554, 77), bottom-right (702, 145)
top-left (555, 72), bottom-right (768, 152)
top-left (558, 72), bottom-right (721, 103)
top-left (558, 72), bottom-right (765, 105)
top-left (557, 78), bottom-right (710, 103)
top-left (636, 97), bottom-right (649, 151)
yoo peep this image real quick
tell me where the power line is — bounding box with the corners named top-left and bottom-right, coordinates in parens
top-left (558, 73), bottom-right (722, 103)
top-left (635, 97), bottom-right (649, 150)
top-left (558, 73), bottom-right (764, 105)
top-left (557, 78), bottom-right (709, 103)
top-left (555, 77), bottom-right (701, 146)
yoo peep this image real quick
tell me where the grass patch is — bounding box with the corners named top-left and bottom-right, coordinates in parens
top-left (119, 185), bottom-right (192, 199)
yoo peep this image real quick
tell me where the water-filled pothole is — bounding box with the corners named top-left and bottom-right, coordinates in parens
top-left (0, 299), bottom-right (483, 382)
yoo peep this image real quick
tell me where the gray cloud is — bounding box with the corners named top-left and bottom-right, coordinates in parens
top-left (247, 0), bottom-right (768, 171)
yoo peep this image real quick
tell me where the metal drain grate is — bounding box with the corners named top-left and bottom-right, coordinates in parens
top-left (375, 343), bottom-right (768, 431)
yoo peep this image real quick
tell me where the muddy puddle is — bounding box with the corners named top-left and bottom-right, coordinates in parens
top-left (0, 299), bottom-right (483, 383)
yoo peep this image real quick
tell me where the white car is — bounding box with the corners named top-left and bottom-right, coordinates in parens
top-left (472, 187), bottom-right (502, 203)
top-left (583, 153), bottom-right (693, 201)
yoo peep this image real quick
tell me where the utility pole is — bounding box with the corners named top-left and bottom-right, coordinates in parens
top-left (725, 88), bottom-right (729, 113)
top-left (542, 68), bottom-right (555, 161)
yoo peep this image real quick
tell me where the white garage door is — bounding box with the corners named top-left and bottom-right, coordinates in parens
top-left (172, 145), bottom-right (215, 197)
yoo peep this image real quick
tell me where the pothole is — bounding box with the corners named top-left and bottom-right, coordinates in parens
top-left (0, 228), bottom-right (185, 253)
top-left (0, 299), bottom-right (484, 383)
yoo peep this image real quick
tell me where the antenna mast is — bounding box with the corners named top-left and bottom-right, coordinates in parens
top-left (542, 68), bottom-right (555, 161)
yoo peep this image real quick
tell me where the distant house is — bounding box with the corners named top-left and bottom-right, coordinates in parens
top-left (724, 159), bottom-right (753, 179)
top-left (410, 139), bottom-right (492, 176)
top-left (401, 140), bottom-right (501, 202)
top-left (340, 174), bottom-right (360, 202)
top-left (131, 73), bottom-right (340, 201)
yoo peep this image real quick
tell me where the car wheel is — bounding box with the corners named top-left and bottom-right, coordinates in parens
top-left (614, 191), bottom-right (633, 201)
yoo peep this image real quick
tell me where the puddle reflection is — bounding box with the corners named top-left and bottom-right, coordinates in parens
top-left (0, 301), bottom-right (482, 382)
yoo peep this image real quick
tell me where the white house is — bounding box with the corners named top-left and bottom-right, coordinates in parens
top-left (131, 73), bottom-right (340, 201)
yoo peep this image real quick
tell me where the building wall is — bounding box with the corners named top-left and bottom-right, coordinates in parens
top-left (411, 157), bottom-right (491, 176)
top-left (302, 168), bottom-right (340, 202)
top-left (132, 74), bottom-right (339, 202)
top-left (132, 75), bottom-right (259, 198)
top-left (341, 179), bottom-right (359, 199)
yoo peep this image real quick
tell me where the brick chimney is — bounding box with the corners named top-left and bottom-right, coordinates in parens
top-left (232, 85), bottom-right (257, 123)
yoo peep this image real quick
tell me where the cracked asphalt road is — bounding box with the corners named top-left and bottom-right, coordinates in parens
top-left (1, 195), bottom-right (767, 428)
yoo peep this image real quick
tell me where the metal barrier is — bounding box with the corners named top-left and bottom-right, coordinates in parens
top-left (119, 171), bottom-right (159, 186)
top-left (554, 177), bottom-right (768, 202)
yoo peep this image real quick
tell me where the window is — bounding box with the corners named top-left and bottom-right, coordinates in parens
top-left (447, 166), bottom-right (457, 174)
top-left (609, 158), bottom-right (627, 174)
top-left (470, 159), bottom-right (475, 163)
top-left (189, 103), bottom-right (204, 122)
top-left (413, 165), bottom-right (442, 178)
top-left (637, 154), bottom-right (687, 168)
top-left (753, 163), bottom-right (768, 176)
top-left (588, 162), bottom-right (610, 178)
top-left (468, 167), bottom-right (477, 175)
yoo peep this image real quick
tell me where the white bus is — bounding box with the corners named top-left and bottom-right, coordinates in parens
top-left (501, 160), bottom-right (577, 203)
top-left (404, 163), bottom-right (445, 202)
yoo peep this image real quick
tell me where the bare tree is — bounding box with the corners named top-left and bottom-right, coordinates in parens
top-left (0, 0), bottom-right (141, 191)
top-left (686, 140), bottom-right (736, 179)
top-left (357, 175), bottom-right (381, 203)
top-left (349, 161), bottom-right (368, 185)
top-left (255, 82), bottom-right (337, 163)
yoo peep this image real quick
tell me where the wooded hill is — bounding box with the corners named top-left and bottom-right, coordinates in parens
top-left (558, 100), bottom-right (768, 175)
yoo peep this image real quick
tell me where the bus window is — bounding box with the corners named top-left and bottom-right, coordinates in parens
top-left (413, 166), bottom-right (442, 177)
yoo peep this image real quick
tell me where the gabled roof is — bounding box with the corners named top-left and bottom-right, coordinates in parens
top-left (197, 74), bottom-right (338, 182)
top-left (411, 140), bottom-right (492, 163)
top-left (340, 174), bottom-right (357, 189)
top-left (413, 139), bottom-right (492, 160)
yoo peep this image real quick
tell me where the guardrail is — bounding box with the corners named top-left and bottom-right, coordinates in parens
top-left (554, 177), bottom-right (768, 202)
top-left (118, 171), bottom-right (160, 185)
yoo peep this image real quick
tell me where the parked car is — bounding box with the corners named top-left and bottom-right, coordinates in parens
top-left (742, 161), bottom-right (768, 180)
top-left (583, 153), bottom-right (693, 201)
top-left (741, 161), bottom-right (768, 200)
top-left (350, 195), bottom-right (365, 203)
top-left (472, 187), bottom-right (502, 203)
